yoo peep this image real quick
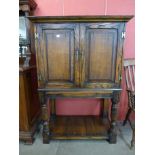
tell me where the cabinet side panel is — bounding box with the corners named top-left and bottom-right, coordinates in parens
top-left (19, 73), bottom-right (29, 131)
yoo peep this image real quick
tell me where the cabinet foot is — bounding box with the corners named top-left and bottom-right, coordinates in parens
top-left (109, 137), bottom-right (117, 144)
top-left (20, 131), bottom-right (35, 145)
top-left (43, 135), bottom-right (50, 144)
top-left (108, 130), bottom-right (117, 143)
top-left (21, 137), bottom-right (34, 145)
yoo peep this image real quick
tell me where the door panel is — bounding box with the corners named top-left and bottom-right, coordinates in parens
top-left (80, 23), bottom-right (125, 88)
top-left (46, 29), bottom-right (73, 81)
top-left (86, 28), bottom-right (117, 81)
top-left (35, 24), bottom-right (79, 88)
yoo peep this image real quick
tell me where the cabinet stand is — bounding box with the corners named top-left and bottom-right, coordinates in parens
top-left (41, 91), bottom-right (120, 144)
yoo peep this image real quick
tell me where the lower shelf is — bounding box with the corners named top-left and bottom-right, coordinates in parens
top-left (50, 116), bottom-right (110, 140)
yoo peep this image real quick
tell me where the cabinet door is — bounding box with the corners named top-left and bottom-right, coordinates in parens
top-left (80, 23), bottom-right (125, 88)
top-left (35, 24), bottom-right (80, 88)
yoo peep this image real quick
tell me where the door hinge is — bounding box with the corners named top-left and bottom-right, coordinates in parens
top-left (119, 74), bottom-right (122, 81)
top-left (122, 31), bottom-right (126, 39)
top-left (35, 32), bottom-right (39, 39)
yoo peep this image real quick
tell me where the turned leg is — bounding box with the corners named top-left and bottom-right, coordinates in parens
top-left (51, 99), bottom-right (56, 122)
top-left (100, 99), bottom-right (109, 124)
top-left (123, 107), bottom-right (132, 126)
top-left (42, 95), bottom-right (50, 144)
top-left (129, 120), bottom-right (135, 149)
top-left (109, 91), bottom-right (120, 144)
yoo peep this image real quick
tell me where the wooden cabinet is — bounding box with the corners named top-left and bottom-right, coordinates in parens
top-left (29, 16), bottom-right (133, 144)
top-left (19, 66), bottom-right (40, 144)
top-left (19, 0), bottom-right (40, 144)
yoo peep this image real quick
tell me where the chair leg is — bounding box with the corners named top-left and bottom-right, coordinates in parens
top-left (130, 122), bottom-right (135, 149)
top-left (123, 108), bottom-right (132, 126)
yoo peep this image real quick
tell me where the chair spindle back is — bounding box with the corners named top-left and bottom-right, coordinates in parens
top-left (124, 59), bottom-right (135, 92)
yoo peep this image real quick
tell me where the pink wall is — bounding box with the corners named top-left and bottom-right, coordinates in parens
top-left (34, 0), bottom-right (135, 120)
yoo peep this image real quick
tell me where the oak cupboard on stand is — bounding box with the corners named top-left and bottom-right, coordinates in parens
top-left (29, 16), bottom-right (133, 144)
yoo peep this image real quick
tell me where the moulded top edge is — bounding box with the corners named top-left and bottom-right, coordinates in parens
top-left (37, 88), bottom-right (122, 92)
top-left (27, 15), bottom-right (134, 23)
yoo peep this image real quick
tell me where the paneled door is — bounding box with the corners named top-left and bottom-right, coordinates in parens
top-left (35, 24), bottom-right (80, 88)
top-left (80, 23), bottom-right (125, 88)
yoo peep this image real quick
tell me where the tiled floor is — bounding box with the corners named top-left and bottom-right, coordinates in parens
top-left (19, 122), bottom-right (135, 155)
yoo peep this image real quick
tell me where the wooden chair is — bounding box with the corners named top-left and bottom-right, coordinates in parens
top-left (123, 58), bottom-right (135, 148)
